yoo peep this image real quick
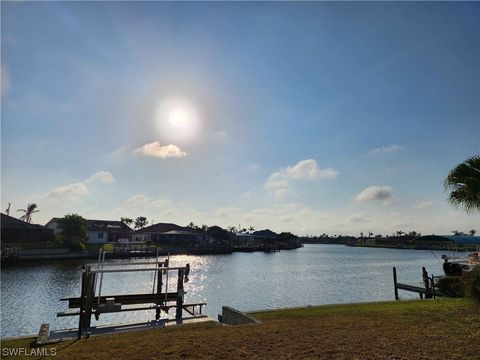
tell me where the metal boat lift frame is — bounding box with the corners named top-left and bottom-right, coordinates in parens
top-left (57, 252), bottom-right (206, 339)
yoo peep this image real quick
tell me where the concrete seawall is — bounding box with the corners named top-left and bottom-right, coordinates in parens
top-left (218, 306), bottom-right (260, 325)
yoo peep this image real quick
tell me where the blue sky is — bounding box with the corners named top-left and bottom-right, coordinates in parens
top-left (1, 2), bottom-right (479, 235)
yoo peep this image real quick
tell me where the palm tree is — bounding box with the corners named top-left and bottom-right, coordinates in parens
top-left (469, 229), bottom-right (476, 236)
top-left (121, 217), bottom-right (133, 227)
top-left (17, 203), bottom-right (39, 223)
top-left (444, 155), bottom-right (480, 213)
top-left (134, 216), bottom-right (148, 230)
top-left (248, 226), bottom-right (255, 233)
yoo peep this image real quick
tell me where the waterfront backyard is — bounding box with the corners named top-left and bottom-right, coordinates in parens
top-left (1, 244), bottom-right (452, 337)
top-left (2, 299), bottom-right (479, 359)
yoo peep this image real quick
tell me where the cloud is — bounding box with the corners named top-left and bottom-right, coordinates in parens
top-left (274, 189), bottom-right (292, 199)
top-left (86, 170), bottom-right (115, 184)
top-left (240, 190), bottom-right (252, 200)
top-left (355, 186), bottom-right (394, 203)
top-left (106, 145), bottom-right (130, 160)
top-left (42, 170), bottom-right (114, 200)
top-left (414, 200), bottom-right (434, 209)
top-left (213, 130), bottom-right (228, 142)
top-left (44, 182), bottom-right (89, 199)
top-left (347, 213), bottom-right (371, 224)
top-left (120, 194), bottom-right (172, 213)
top-left (265, 159), bottom-right (338, 191)
top-left (368, 145), bottom-right (404, 155)
top-left (123, 194), bottom-right (149, 208)
top-left (133, 141), bottom-right (187, 159)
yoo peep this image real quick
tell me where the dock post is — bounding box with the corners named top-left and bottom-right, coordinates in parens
top-left (81, 266), bottom-right (95, 335)
top-left (176, 269), bottom-right (184, 324)
top-left (155, 262), bottom-right (163, 320)
top-left (422, 267), bottom-right (432, 299)
top-left (393, 267), bottom-right (399, 300)
top-left (78, 266), bottom-right (86, 339)
top-left (431, 274), bottom-right (436, 299)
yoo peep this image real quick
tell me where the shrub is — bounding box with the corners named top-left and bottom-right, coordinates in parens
top-left (437, 276), bottom-right (465, 297)
top-left (462, 266), bottom-right (480, 305)
top-left (102, 243), bottom-right (114, 252)
top-left (58, 214), bottom-right (88, 251)
top-left (437, 266), bottom-right (480, 303)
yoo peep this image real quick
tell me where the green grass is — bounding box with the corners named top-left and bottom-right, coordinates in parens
top-left (2, 299), bottom-right (479, 359)
top-left (250, 298), bottom-right (470, 320)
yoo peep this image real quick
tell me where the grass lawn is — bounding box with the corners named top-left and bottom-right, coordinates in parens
top-left (1, 299), bottom-right (479, 359)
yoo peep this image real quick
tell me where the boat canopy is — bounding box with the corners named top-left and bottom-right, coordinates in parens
top-left (413, 235), bottom-right (480, 245)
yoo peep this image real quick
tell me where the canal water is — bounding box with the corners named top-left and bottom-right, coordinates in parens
top-left (1, 244), bottom-right (448, 337)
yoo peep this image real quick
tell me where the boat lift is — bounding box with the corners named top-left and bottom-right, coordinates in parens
top-left (57, 250), bottom-right (206, 339)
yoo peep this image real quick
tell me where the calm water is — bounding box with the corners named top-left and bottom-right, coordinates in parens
top-left (1, 244), bottom-right (447, 337)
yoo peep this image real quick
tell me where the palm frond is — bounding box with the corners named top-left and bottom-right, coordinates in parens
top-left (444, 155), bottom-right (480, 213)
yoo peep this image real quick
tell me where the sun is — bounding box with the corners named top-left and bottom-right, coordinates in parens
top-left (168, 108), bottom-right (189, 128)
top-left (155, 98), bottom-right (200, 141)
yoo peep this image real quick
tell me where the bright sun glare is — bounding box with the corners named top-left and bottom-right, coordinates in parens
top-left (155, 98), bottom-right (200, 141)
top-left (168, 108), bottom-right (189, 128)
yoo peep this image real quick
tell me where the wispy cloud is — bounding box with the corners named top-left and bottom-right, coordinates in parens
top-left (106, 145), bottom-right (130, 160)
top-left (120, 194), bottom-right (172, 211)
top-left (355, 186), bottom-right (394, 204)
top-left (44, 182), bottom-right (89, 199)
top-left (274, 188), bottom-right (292, 199)
top-left (213, 130), bottom-right (228, 142)
top-left (134, 141), bottom-right (187, 159)
top-left (367, 145), bottom-right (404, 155)
top-left (265, 159), bottom-right (338, 192)
top-left (347, 212), bottom-right (371, 224)
top-left (86, 170), bottom-right (115, 184)
top-left (43, 170), bottom-right (114, 200)
top-left (414, 200), bottom-right (434, 209)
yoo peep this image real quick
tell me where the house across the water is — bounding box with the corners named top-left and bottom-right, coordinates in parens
top-left (134, 223), bottom-right (211, 247)
top-left (45, 218), bottom-right (133, 244)
top-left (1, 213), bottom-right (54, 245)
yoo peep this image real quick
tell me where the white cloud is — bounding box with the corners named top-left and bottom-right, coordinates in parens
top-left (265, 159), bottom-right (338, 191)
top-left (44, 182), bottom-right (89, 199)
top-left (133, 141), bottom-right (187, 159)
top-left (86, 170), bottom-right (115, 184)
top-left (123, 194), bottom-right (149, 208)
top-left (274, 189), bottom-right (292, 199)
top-left (368, 145), bottom-right (404, 155)
top-left (42, 170), bottom-right (114, 201)
top-left (265, 176), bottom-right (289, 190)
top-left (119, 194), bottom-right (172, 214)
top-left (414, 200), bottom-right (434, 209)
top-left (355, 186), bottom-right (394, 203)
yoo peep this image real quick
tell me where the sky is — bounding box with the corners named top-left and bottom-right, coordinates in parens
top-left (1, 1), bottom-right (479, 236)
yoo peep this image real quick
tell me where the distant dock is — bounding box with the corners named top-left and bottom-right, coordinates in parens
top-left (393, 267), bottom-right (443, 300)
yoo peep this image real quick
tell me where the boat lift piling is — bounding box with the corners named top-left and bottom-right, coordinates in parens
top-left (57, 257), bottom-right (205, 339)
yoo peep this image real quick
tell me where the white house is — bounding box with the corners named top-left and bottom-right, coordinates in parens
top-left (45, 218), bottom-right (133, 244)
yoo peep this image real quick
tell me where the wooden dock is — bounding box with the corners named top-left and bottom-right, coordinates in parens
top-left (393, 267), bottom-right (443, 300)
